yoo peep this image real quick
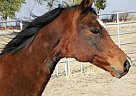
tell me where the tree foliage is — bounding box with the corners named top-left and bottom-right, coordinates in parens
top-left (0, 0), bottom-right (25, 19)
top-left (94, 0), bottom-right (106, 14)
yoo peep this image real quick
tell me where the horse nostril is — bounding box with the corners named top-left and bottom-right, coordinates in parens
top-left (124, 60), bottom-right (131, 73)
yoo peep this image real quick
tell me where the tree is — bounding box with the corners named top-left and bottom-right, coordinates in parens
top-left (0, 0), bottom-right (25, 19)
top-left (94, 0), bottom-right (107, 14)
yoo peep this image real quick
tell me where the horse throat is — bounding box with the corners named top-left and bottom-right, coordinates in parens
top-left (36, 51), bottom-right (62, 95)
top-left (31, 36), bottom-right (62, 95)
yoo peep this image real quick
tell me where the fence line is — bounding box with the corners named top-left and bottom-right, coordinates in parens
top-left (0, 20), bottom-right (23, 30)
top-left (110, 31), bottom-right (136, 36)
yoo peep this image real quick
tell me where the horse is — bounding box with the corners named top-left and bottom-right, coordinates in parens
top-left (0, 0), bottom-right (131, 96)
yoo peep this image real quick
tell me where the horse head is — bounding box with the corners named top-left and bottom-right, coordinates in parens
top-left (60, 0), bottom-right (131, 78)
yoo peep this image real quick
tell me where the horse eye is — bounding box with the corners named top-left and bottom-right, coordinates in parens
top-left (90, 27), bottom-right (100, 34)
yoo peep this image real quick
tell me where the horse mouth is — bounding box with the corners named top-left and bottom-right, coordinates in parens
top-left (111, 67), bottom-right (127, 78)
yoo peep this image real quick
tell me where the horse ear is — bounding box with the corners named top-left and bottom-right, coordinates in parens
top-left (80, 0), bottom-right (93, 8)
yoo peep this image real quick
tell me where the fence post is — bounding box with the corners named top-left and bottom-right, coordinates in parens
top-left (64, 58), bottom-right (68, 76)
top-left (20, 21), bottom-right (23, 30)
top-left (117, 12), bottom-right (121, 48)
top-left (4, 20), bottom-right (7, 29)
top-left (80, 62), bottom-right (83, 73)
top-left (56, 63), bottom-right (59, 76)
top-left (67, 58), bottom-right (71, 75)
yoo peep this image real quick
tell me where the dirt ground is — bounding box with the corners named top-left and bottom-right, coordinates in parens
top-left (0, 20), bottom-right (136, 96)
top-left (43, 62), bottom-right (136, 96)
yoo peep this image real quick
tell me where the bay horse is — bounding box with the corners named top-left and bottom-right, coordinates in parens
top-left (0, 0), bottom-right (131, 96)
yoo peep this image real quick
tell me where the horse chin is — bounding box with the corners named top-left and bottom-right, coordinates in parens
top-left (111, 67), bottom-right (127, 79)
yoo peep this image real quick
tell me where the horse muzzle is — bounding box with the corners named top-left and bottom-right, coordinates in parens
top-left (111, 59), bottom-right (131, 78)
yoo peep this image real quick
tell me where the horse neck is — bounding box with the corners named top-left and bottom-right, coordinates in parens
top-left (25, 22), bottom-right (63, 77)
top-left (8, 8), bottom-right (78, 95)
top-left (29, 8), bottom-right (79, 62)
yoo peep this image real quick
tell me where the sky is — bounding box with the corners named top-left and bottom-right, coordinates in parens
top-left (16, 0), bottom-right (136, 19)
top-left (104, 0), bottom-right (136, 13)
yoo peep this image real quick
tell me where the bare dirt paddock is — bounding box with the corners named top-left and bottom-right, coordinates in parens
top-left (43, 63), bottom-right (136, 96)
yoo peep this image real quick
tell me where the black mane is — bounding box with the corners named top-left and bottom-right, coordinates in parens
top-left (0, 8), bottom-right (63, 55)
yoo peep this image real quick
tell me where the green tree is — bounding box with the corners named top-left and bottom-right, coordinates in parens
top-left (94, 0), bottom-right (107, 14)
top-left (0, 0), bottom-right (25, 19)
